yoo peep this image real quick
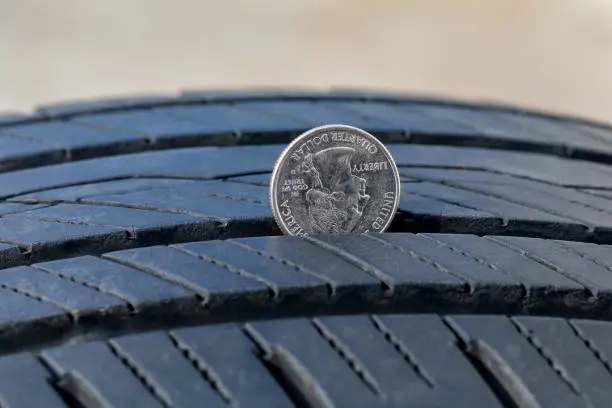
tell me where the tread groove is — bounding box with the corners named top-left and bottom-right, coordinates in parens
top-left (243, 323), bottom-right (335, 408)
top-left (0, 282), bottom-right (74, 320)
top-left (508, 317), bottom-right (583, 397)
top-left (567, 320), bottom-right (612, 377)
top-left (485, 237), bottom-right (596, 297)
top-left (400, 188), bottom-right (507, 224)
top-left (74, 198), bottom-right (224, 220)
top-left (15, 214), bottom-right (128, 230)
top-left (3, 93), bottom-right (612, 179)
top-left (303, 236), bottom-right (394, 295)
top-left (444, 315), bottom-right (541, 408)
top-left (369, 315), bottom-right (436, 388)
top-left (418, 234), bottom-right (528, 296)
top-left (553, 240), bottom-right (612, 277)
top-left (310, 318), bottom-right (384, 398)
top-left (364, 234), bottom-right (474, 293)
top-left (170, 245), bottom-right (279, 299)
top-left (167, 331), bottom-right (237, 407)
top-left (107, 340), bottom-right (173, 408)
top-left (99, 254), bottom-right (209, 305)
top-left (31, 264), bottom-right (136, 312)
top-left (227, 239), bottom-right (337, 296)
top-left (53, 370), bottom-right (111, 408)
top-left (443, 182), bottom-right (594, 229)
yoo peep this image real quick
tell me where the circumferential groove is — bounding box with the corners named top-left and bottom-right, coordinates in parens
top-left (53, 371), bottom-right (109, 408)
top-left (243, 323), bottom-right (335, 408)
top-left (242, 323), bottom-right (335, 408)
top-left (461, 339), bottom-right (541, 408)
top-left (443, 317), bottom-right (541, 408)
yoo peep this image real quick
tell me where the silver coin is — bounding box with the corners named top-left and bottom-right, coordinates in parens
top-left (270, 124), bottom-right (400, 236)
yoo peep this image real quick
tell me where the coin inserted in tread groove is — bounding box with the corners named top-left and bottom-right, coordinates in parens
top-left (270, 124), bottom-right (401, 236)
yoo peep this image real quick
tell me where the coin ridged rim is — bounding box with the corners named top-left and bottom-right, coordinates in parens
top-left (269, 124), bottom-right (401, 236)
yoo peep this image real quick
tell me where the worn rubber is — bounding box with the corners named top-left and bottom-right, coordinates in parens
top-left (2, 89), bottom-right (612, 407)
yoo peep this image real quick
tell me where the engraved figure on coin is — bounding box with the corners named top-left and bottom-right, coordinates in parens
top-left (300, 146), bottom-right (370, 233)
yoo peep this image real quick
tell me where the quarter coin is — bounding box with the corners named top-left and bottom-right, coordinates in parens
top-left (270, 124), bottom-right (400, 236)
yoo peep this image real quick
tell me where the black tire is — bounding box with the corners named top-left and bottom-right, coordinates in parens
top-left (2, 89), bottom-right (612, 407)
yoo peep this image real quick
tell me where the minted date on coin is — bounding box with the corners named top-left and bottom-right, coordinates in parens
top-left (270, 124), bottom-right (400, 236)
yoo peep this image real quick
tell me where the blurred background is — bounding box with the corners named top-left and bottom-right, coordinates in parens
top-left (2, 0), bottom-right (612, 121)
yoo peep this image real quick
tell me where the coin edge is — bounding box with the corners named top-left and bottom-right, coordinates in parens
top-left (269, 124), bottom-right (401, 236)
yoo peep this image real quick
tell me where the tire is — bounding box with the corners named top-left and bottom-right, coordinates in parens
top-left (1, 89), bottom-right (612, 407)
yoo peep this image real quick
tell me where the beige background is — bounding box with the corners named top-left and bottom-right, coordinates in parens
top-left (2, 0), bottom-right (612, 122)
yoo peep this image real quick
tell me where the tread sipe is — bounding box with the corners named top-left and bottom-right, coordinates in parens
top-left (2, 89), bottom-right (612, 407)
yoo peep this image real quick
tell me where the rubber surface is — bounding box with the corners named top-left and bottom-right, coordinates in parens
top-left (3, 90), bottom-right (612, 407)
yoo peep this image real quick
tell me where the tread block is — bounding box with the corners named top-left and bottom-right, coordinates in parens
top-left (172, 324), bottom-right (295, 408)
top-left (110, 332), bottom-right (227, 408)
top-left (315, 315), bottom-right (435, 405)
top-left (475, 178), bottom-right (612, 214)
top-left (427, 234), bottom-right (583, 291)
top-left (37, 94), bottom-right (176, 117)
top-left (153, 105), bottom-right (305, 136)
top-left (517, 316), bottom-right (612, 408)
top-left (556, 240), bottom-right (612, 270)
top-left (72, 110), bottom-right (229, 142)
top-left (169, 179), bottom-right (270, 204)
top-left (0, 287), bottom-right (65, 326)
top-left (448, 315), bottom-right (586, 407)
top-left (401, 182), bottom-right (570, 224)
top-left (36, 255), bottom-right (191, 307)
top-left (41, 341), bottom-right (165, 408)
top-left (174, 240), bottom-right (329, 293)
top-left (571, 319), bottom-right (612, 381)
top-left (226, 173), bottom-right (271, 186)
top-left (237, 101), bottom-right (395, 132)
top-left (84, 189), bottom-right (270, 219)
top-left (6, 121), bottom-right (140, 150)
top-left (387, 145), bottom-right (612, 188)
top-left (10, 202), bottom-right (202, 227)
top-left (0, 132), bottom-right (58, 160)
top-left (0, 217), bottom-right (119, 244)
top-left (12, 178), bottom-right (198, 202)
top-left (104, 246), bottom-right (269, 302)
top-left (3, 144), bottom-right (612, 201)
top-left (0, 202), bottom-right (49, 215)
top-left (453, 182), bottom-right (612, 229)
top-left (376, 234), bottom-right (520, 287)
top-left (0, 145), bottom-right (282, 198)
top-left (314, 234), bottom-right (464, 286)
top-left (415, 106), bottom-right (612, 152)
top-left (0, 266), bottom-right (123, 313)
top-left (234, 235), bottom-right (380, 287)
top-left (0, 353), bottom-right (66, 408)
top-left (399, 168), bottom-right (520, 184)
top-left (490, 236), bottom-right (612, 295)
top-left (322, 101), bottom-right (476, 135)
top-left (377, 314), bottom-right (503, 407)
top-left (247, 318), bottom-right (382, 407)
top-left (399, 189), bottom-right (497, 219)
